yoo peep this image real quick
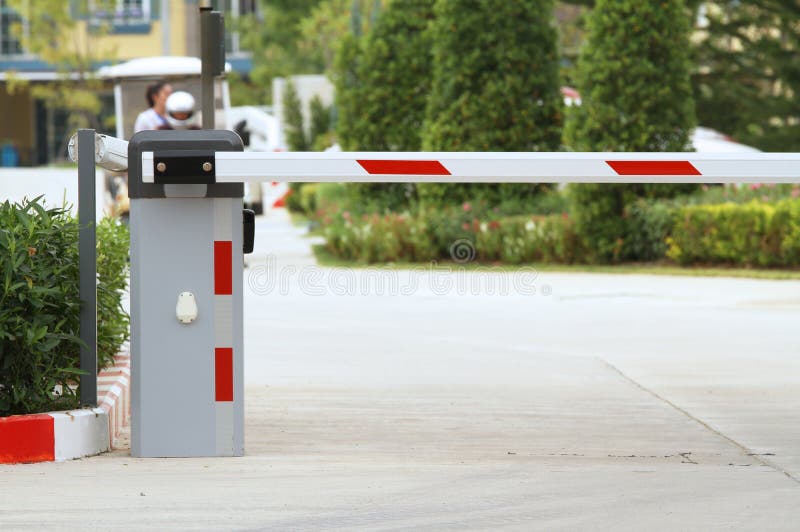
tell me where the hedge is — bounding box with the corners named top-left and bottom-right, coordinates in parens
top-left (0, 198), bottom-right (130, 416)
top-left (667, 200), bottom-right (800, 267)
top-left (322, 206), bottom-right (583, 265)
top-left (319, 197), bottom-right (800, 268)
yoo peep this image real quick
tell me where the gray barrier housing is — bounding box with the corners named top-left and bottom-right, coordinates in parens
top-left (128, 130), bottom-right (245, 457)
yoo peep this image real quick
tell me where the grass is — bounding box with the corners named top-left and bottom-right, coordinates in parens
top-left (312, 244), bottom-right (800, 280)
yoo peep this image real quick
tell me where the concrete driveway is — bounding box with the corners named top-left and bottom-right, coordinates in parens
top-left (1, 209), bottom-right (799, 530)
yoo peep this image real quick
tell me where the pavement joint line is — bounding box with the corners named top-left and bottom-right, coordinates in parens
top-left (598, 357), bottom-right (800, 485)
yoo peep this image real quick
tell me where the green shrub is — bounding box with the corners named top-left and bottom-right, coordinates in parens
top-left (625, 199), bottom-right (678, 262)
top-left (0, 198), bottom-right (130, 416)
top-left (564, 0), bottom-right (698, 263)
top-left (666, 201), bottom-right (778, 266)
top-left (772, 200), bottom-right (800, 265)
top-left (344, 183), bottom-right (417, 214)
top-left (321, 207), bottom-right (583, 265)
top-left (534, 215), bottom-right (585, 264)
top-left (323, 212), bottom-right (438, 264)
top-left (419, 0), bottom-right (562, 207)
top-left (416, 183), bottom-right (553, 210)
top-left (285, 183), bottom-right (305, 213)
top-left (283, 80), bottom-right (308, 152)
top-left (682, 184), bottom-right (799, 206)
top-left (299, 184), bottom-right (319, 215)
top-left (0, 199), bottom-right (82, 415)
top-left (334, 0), bottom-right (435, 212)
top-left (96, 217), bottom-right (130, 371)
top-left (308, 95), bottom-right (332, 151)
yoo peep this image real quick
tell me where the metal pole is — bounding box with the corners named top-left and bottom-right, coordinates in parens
top-left (161, 0), bottom-right (170, 55)
top-left (200, 1), bottom-right (215, 129)
top-left (78, 129), bottom-right (97, 407)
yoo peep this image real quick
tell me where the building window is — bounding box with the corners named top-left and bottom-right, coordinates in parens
top-left (0, 0), bottom-right (28, 57)
top-left (223, 0), bottom-right (258, 55)
top-left (89, 0), bottom-right (151, 29)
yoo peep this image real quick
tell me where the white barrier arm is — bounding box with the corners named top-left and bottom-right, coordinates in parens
top-left (141, 151), bottom-right (800, 184)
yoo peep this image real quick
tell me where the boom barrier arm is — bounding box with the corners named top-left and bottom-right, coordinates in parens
top-left (69, 132), bottom-right (800, 184)
top-left (141, 150), bottom-right (800, 184)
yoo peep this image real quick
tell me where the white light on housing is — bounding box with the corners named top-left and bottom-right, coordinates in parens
top-left (68, 132), bottom-right (129, 172)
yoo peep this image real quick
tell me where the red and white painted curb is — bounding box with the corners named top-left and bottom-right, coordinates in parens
top-left (0, 350), bottom-right (131, 464)
top-left (0, 408), bottom-right (108, 464)
top-left (98, 349), bottom-right (131, 449)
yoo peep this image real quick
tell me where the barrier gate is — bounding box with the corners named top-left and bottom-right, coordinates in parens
top-left (83, 129), bottom-right (800, 457)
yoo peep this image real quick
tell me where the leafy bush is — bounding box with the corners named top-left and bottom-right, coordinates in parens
top-left (95, 217), bottom-right (130, 371)
top-left (335, 0), bottom-right (434, 152)
top-left (772, 200), bottom-right (800, 265)
top-left (321, 206), bottom-right (583, 265)
top-left (419, 0), bottom-right (562, 206)
top-left (564, 0), bottom-right (698, 263)
top-left (283, 80), bottom-right (308, 152)
top-left (334, 0), bottom-right (435, 213)
top-left (679, 184), bottom-right (799, 206)
top-left (285, 183), bottom-right (305, 213)
top-left (323, 212), bottom-right (437, 263)
top-left (308, 95), bottom-right (332, 151)
top-left (344, 183), bottom-right (417, 214)
top-left (0, 200), bottom-right (82, 415)
top-left (298, 184), bottom-right (319, 215)
top-left (0, 198), bottom-right (129, 416)
top-left (667, 201), bottom-right (778, 266)
top-left (625, 199), bottom-right (678, 262)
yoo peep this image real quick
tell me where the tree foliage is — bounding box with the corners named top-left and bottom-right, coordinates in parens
top-left (564, 0), bottom-right (697, 262)
top-left (309, 95), bottom-right (331, 149)
top-left (419, 0), bottom-right (563, 206)
top-left (283, 81), bottom-right (309, 151)
top-left (233, 0), bottom-right (385, 105)
top-left (693, 1), bottom-right (800, 152)
top-left (336, 0), bottom-right (434, 151)
top-left (6, 0), bottom-right (117, 139)
top-left (232, 0), bottom-right (325, 104)
top-left (332, 0), bottom-right (432, 211)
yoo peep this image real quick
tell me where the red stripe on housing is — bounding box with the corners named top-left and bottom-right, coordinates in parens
top-left (357, 160), bottom-right (451, 175)
top-left (0, 414), bottom-right (55, 463)
top-left (215, 348), bottom-right (234, 402)
top-left (214, 241), bottom-right (233, 295)
top-left (606, 161), bottom-right (701, 176)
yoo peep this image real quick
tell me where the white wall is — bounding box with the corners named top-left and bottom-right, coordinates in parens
top-left (0, 167), bottom-right (108, 219)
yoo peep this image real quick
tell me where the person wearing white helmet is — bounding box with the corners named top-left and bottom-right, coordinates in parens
top-left (164, 91), bottom-right (200, 130)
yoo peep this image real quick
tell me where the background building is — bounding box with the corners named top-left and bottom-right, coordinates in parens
top-left (0, 0), bottom-right (256, 166)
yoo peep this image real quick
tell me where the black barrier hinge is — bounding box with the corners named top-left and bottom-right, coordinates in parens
top-left (243, 209), bottom-right (255, 254)
top-left (153, 150), bottom-right (216, 184)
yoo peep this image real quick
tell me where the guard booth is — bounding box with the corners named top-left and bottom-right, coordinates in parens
top-left (71, 128), bottom-right (799, 458)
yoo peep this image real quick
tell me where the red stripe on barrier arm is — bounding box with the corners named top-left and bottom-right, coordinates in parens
top-left (0, 414), bottom-right (55, 463)
top-left (214, 241), bottom-right (232, 295)
top-left (215, 348), bottom-right (234, 402)
top-left (357, 160), bottom-right (451, 175)
top-left (606, 160), bottom-right (702, 176)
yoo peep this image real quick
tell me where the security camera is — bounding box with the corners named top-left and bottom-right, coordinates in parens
top-left (68, 132), bottom-right (129, 172)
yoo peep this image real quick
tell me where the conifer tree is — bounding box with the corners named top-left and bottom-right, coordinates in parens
top-left (564, 0), bottom-right (697, 262)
